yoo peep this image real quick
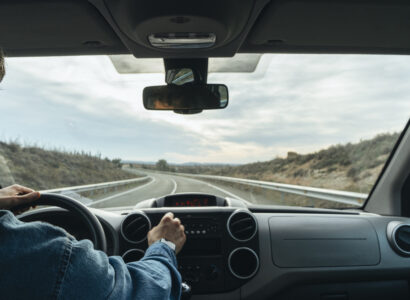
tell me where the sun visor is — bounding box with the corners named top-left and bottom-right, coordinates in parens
top-left (109, 54), bottom-right (262, 74)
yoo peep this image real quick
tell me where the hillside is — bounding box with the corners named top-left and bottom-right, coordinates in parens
top-left (172, 132), bottom-right (400, 193)
top-left (0, 142), bottom-right (135, 190)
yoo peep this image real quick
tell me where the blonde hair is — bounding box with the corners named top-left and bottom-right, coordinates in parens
top-left (0, 49), bottom-right (4, 82)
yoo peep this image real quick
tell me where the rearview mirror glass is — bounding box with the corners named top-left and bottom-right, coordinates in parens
top-left (166, 68), bottom-right (195, 85)
top-left (143, 84), bottom-right (228, 112)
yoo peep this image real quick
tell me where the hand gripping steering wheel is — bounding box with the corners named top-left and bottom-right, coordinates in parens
top-left (18, 193), bottom-right (107, 252)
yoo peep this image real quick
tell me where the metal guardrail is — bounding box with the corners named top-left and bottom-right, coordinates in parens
top-left (155, 171), bottom-right (367, 206)
top-left (186, 173), bottom-right (367, 206)
top-left (40, 176), bottom-right (149, 195)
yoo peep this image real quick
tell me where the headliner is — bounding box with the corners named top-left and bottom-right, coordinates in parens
top-left (1, 0), bottom-right (409, 57)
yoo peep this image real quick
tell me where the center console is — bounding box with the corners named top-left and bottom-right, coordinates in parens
top-left (119, 199), bottom-right (259, 294)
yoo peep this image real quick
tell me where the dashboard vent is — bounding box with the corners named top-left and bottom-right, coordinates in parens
top-left (387, 222), bottom-right (410, 256)
top-left (228, 247), bottom-right (259, 279)
top-left (227, 210), bottom-right (258, 242)
top-left (396, 226), bottom-right (410, 252)
top-left (121, 212), bottom-right (151, 243)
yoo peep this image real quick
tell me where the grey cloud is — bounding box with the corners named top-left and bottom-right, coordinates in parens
top-left (1, 54), bottom-right (409, 163)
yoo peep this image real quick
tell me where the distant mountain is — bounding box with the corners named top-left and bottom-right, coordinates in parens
top-left (122, 160), bottom-right (240, 167)
top-left (121, 160), bottom-right (156, 165)
top-left (177, 162), bottom-right (241, 166)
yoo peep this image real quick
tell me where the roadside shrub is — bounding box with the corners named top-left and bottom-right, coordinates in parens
top-left (326, 166), bottom-right (337, 173)
top-left (347, 167), bottom-right (359, 178)
top-left (0, 141), bottom-right (136, 190)
top-left (293, 169), bottom-right (307, 177)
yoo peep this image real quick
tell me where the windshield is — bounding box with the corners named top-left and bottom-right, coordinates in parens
top-left (1, 54), bottom-right (409, 209)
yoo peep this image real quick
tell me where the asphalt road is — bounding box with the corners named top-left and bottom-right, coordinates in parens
top-left (89, 170), bottom-right (269, 209)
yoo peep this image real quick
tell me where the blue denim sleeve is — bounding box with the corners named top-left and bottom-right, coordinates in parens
top-left (59, 239), bottom-right (182, 300)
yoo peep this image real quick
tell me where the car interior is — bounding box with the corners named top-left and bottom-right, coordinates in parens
top-left (2, 0), bottom-right (410, 299)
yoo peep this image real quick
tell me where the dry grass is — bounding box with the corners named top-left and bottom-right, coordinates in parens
top-left (0, 141), bottom-right (136, 190)
top-left (168, 132), bottom-right (400, 194)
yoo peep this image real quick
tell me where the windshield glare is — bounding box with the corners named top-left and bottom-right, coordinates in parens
top-left (0, 54), bottom-right (409, 209)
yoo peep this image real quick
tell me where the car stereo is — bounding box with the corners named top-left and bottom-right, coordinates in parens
top-left (120, 208), bottom-right (259, 294)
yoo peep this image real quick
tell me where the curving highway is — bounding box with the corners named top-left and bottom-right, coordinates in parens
top-left (89, 170), bottom-right (269, 209)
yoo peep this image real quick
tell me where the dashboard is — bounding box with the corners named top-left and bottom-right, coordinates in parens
top-left (20, 193), bottom-right (410, 300)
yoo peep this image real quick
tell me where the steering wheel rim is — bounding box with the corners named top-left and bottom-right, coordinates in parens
top-left (18, 193), bottom-right (107, 252)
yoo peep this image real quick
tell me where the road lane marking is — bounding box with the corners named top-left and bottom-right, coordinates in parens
top-left (175, 175), bottom-right (248, 203)
top-left (204, 182), bottom-right (249, 203)
top-left (87, 177), bottom-right (156, 206)
top-left (125, 171), bottom-right (252, 205)
top-left (171, 178), bottom-right (177, 194)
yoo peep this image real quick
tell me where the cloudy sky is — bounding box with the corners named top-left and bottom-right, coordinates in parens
top-left (1, 54), bottom-right (409, 164)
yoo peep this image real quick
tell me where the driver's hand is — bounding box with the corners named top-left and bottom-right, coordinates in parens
top-left (0, 184), bottom-right (40, 213)
top-left (148, 212), bottom-right (186, 254)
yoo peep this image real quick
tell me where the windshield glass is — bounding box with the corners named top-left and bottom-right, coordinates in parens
top-left (1, 54), bottom-right (409, 209)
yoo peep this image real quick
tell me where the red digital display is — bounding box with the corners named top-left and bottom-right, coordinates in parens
top-left (174, 198), bottom-right (209, 207)
top-left (164, 196), bottom-right (216, 207)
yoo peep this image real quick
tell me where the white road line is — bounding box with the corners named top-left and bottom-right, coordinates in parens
top-left (133, 171), bottom-right (250, 204)
top-left (87, 177), bottom-right (156, 206)
top-left (205, 182), bottom-right (249, 203)
top-left (170, 178), bottom-right (177, 194)
top-left (177, 175), bottom-right (248, 203)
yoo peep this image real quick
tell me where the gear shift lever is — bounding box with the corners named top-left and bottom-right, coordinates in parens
top-left (181, 282), bottom-right (192, 300)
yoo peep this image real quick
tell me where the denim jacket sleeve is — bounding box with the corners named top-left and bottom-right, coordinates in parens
top-left (0, 210), bottom-right (181, 300)
top-left (59, 238), bottom-right (182, 300)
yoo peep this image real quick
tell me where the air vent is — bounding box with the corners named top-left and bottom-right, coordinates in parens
top-left (227, 210), bottom-right (258, 242)
top-left (121, 212), bottom-right (151, 244)
top-left (228, 247), bottom-right (259, 279)
top-left (122, 249), bottom-right (145, 263)
top-left (387, 221), bottom-right (410, 256)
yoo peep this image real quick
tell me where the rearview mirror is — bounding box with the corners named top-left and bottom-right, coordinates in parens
top-left (143, 84), bottom-right (228, 114)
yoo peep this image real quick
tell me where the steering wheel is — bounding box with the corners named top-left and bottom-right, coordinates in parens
top-left (17, 193), bottom-right (107, 252)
